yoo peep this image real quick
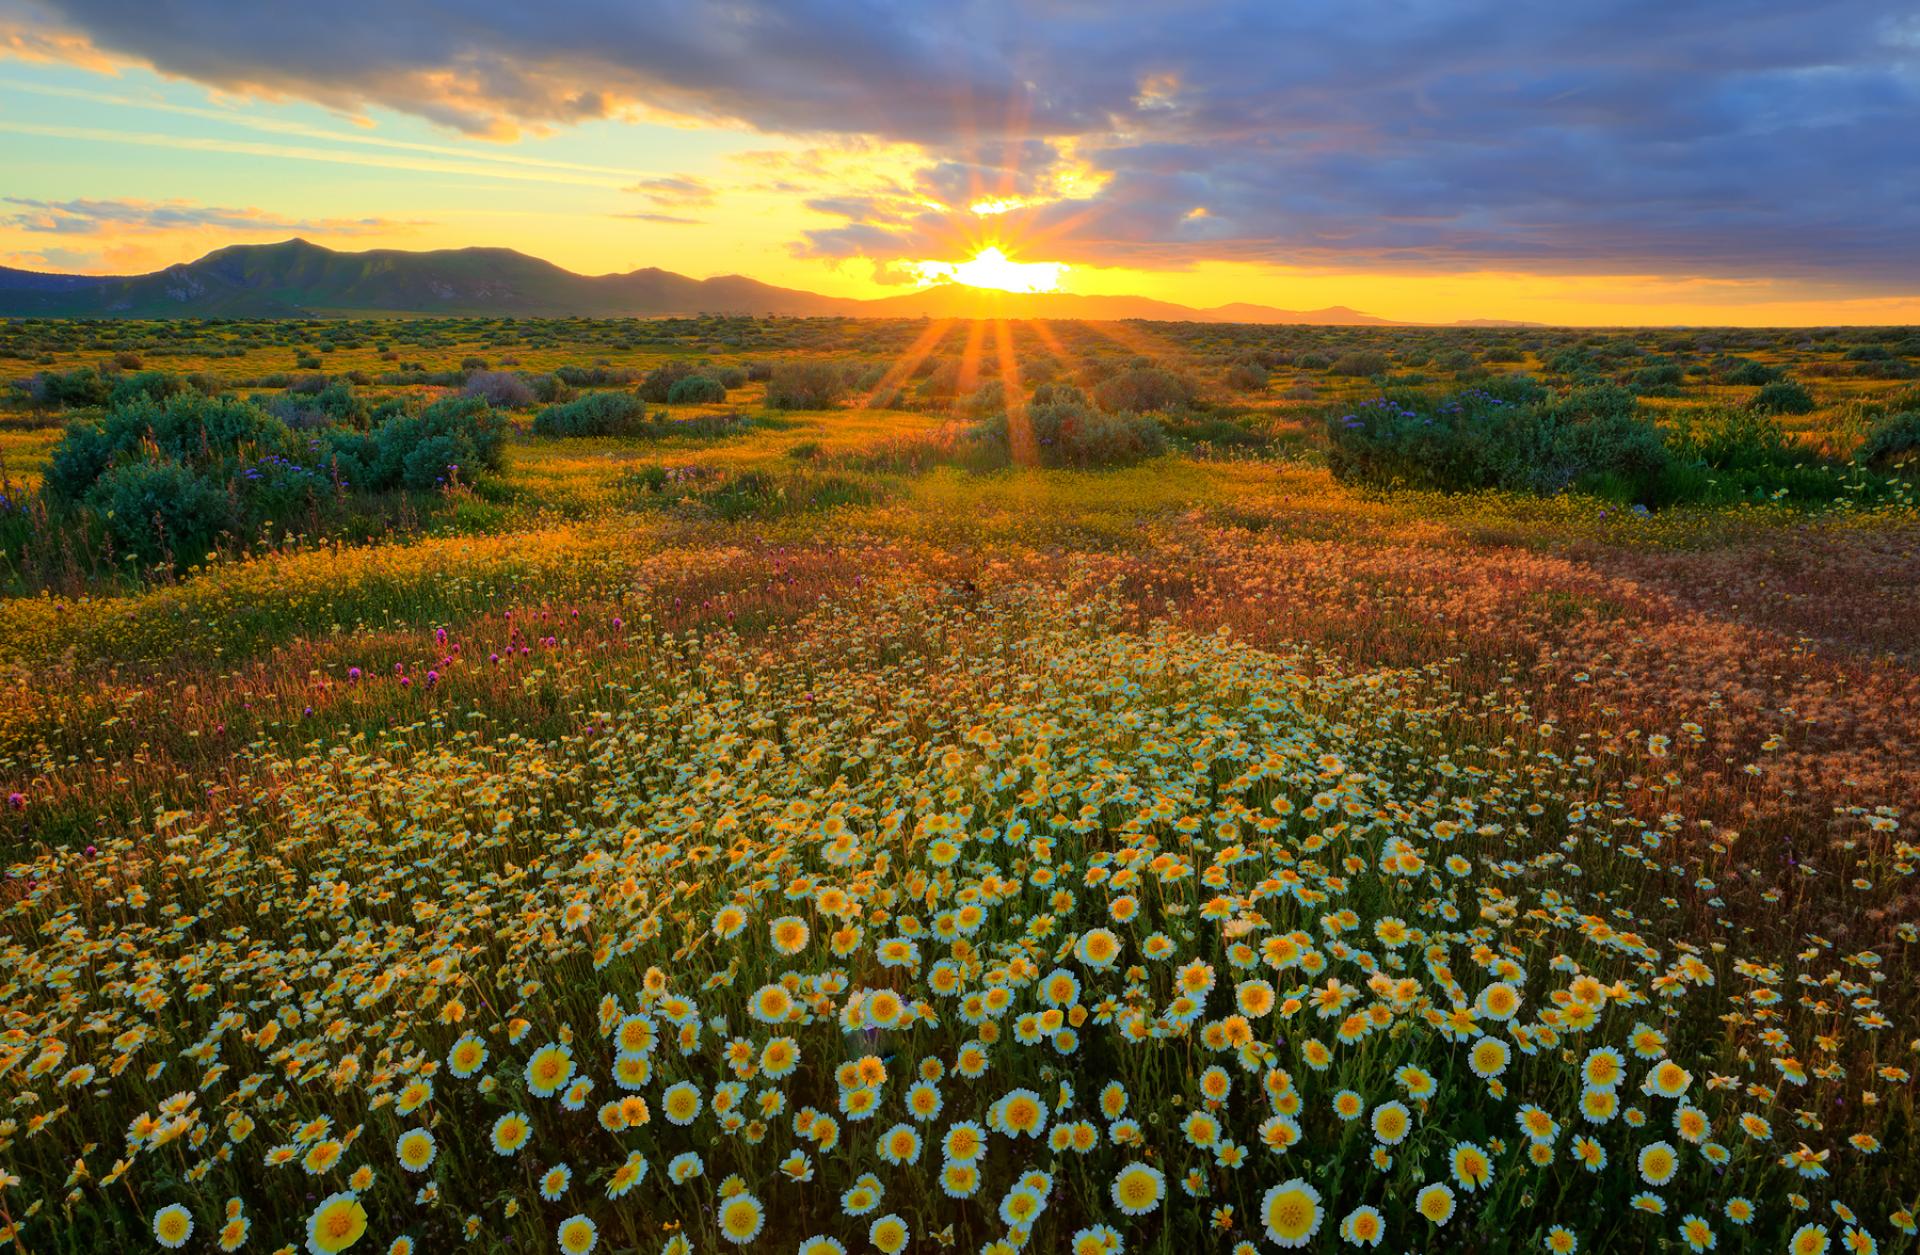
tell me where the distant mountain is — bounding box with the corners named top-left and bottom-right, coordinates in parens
top-left (0, 239), bottom-right (854, 319)
top-left (0, 238), bottom-right (1410, 324)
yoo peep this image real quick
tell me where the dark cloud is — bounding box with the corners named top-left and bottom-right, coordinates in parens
top-left (19, 0), bottom-right (1920, 280)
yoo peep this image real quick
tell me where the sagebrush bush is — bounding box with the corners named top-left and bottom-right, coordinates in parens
top-left (1855, 409), bottom-right (1920, 472)
top-left (1752, 379), bottom-right (1816, 414)
top-left (638, 360), bottom-right (698, 403)
top-left (34, 391), bottom-right (507, 570)
top-left (532, 391), bottom-right (650, 437)
top-left (45, 393), bottom-right (293, 500)
top-left (1224, 361), bottom-right (1269, 390)
top-left (464, 370), bottom-right (537, 408)
top-left (89, 460), bottom-right (232, 566)
top-left (1326, 349), bottom-right (1389, 377)
top-left (28, 366), bottom-right (111, 409)
top-left (1090, 367), bottom-right (1191, 414)
top-left (666, 375), bottom-right (727, 405)
top-left (1326, 379), bottom-right (1678, 503)
top-left (1719, 357), bottom-right (1782, 386)
top-left (973, 399), bottom-right (1167, 468)
top-left (765, 360), bottom-right (849, 410)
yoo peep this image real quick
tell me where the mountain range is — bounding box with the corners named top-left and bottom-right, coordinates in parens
top-left (0, 238), bottom-right (1496, 325)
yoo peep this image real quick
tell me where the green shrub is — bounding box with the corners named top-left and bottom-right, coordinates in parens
top-left (29, 367), bottom-right (110, 409)
top-left (766, 361), bottom-right (849, 410)
top-left (90, 460), bottom-right (232, 567)
top-left (1627, 363), bottom-right (1684, 394)
top-left (1752, 380), bottom-right (1816, 414)
top-left (45, 393), bottom-right (295, 500)
top-left (1090, 367), bottom-right (1191, 414)
top-left (1855, 410), bottom-right (1920, 473)
top-left (973, 399), bottom-right (1166, 469)
top-left (1665, 408), bottom-right (1798, 472)
top-left (532, 391), bottom-right (649, 437)
top-left (107, 371), bottom-right (187, 409)
top-left (959, 380), bottom-right (1006, 418)
top-left (1327, 350), bottom-right (1389, 377)
top-left (1719, 358), bottom-right (1781, 386)
top-left (1224, 362), bottom-right (1269, 391)
top-left (1326, 379), bottom-right (1676, 503)
top-left (365, 397), bottom-right (507, 490)
top-left (666, 375), bottom-right (727, 405)
top-left (639, 360), bottom-right (698, 402)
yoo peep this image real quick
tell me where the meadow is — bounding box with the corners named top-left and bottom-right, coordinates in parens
top-left (0, 315), bottom-right (1916, 1255)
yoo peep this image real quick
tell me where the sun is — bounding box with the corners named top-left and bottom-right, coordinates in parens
top-left (908, 246), bottom-right (1066, 294)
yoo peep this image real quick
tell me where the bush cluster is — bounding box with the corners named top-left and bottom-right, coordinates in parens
top-left (39, 390), bottom-right (504, 567)
top-left (1327, 379), bottom-right (1896, 506)
top-left (971, 398), bottom-right (1167, 469)
top-left (1326, 379), bottom-right (1675, 503)
top-left (765, 361), bottom-right (851, 410)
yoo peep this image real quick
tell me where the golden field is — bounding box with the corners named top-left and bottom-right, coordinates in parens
top-left (0, 317), bottom-right (1916, 1254)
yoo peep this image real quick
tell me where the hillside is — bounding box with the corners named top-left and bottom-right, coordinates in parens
top-left (0, 239), bottom-right (1412, 323)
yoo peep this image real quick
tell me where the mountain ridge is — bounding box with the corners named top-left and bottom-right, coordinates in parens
top-left (0, 238), bottom-right (1519, 325)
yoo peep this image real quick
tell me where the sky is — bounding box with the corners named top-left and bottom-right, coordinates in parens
top-left (2, 0), bottom-right (1918, 325)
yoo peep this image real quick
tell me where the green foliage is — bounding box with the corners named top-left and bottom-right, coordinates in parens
top-left (45, 393), bottom-right (294, 500)
top-left (1326, 379), bottom-right (1678, 503)
top-left (1718, 357), bottom-right (1782, 386)
top-left (1751, 379), bottom-right (1815, 414)
top-left (973, 399), bottom-right (1168, 469)
top-left (1090, 367), bottom-right (1192, 413)
top-left (106, 371), bottom-right (188, 409)
top-left (1326, 349), bottom-right (1389, 377)
top-left (532, 391), bottom-right (650, 437)
top-left (1855, 409), bottom-right (1920, 473)
top-left (360, 397), bottom-right (507, 491)
top-left (29, 390), bottom-right (507, 573)
top-left (693, 468), bottom-right (881, 520)
top-left (765, 360), bottom-right (849, 410)
top-left (1224, 361), bottom-right (1269, 390)
top-left (28, 367), bottom-right (111, 409)
top-left (666, 375), bottom-right (727, 405)
top-left (638, 360), bottom-right (698, 403)
top-left (89, 460), bottom-right (232, 567)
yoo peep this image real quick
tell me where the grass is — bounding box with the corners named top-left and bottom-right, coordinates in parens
top-left (0, 317), bottom-right (1915, 1255)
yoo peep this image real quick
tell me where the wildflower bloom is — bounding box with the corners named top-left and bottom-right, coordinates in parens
top-left (557, 1215), bottom-right (598, 1255)
top-left (1111, 1163), bottom-right (1166, 1216)
top-left (154, 1205), bottom-right (194, 1249)
top-left (490, 1112), bottom-right (530, 1156)
top-left (719, 1192), bottom-right (766, 1245)
top-left (305, 1191), bottom-right (368, 1255)
top-left (1416, 1182), bottom-right (1456, 1226)
top-left (1261, 1178), bottom-right (1322, 1248)
top-left (395, 1129), bottom-right (436, 1173)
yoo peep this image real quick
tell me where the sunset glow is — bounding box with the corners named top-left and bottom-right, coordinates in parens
top-left (907, 246), bottom-right (1067, 294)
top-left (0, 3), bottom-right (1915, 322)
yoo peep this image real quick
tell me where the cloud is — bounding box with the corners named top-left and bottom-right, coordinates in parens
top-left (623, 175), bottom-right (716, 208)
top-left (10, 0), bottom-right (1920, 282)
top-left (1, 197), bottom-right (417, 236)
top-left (612, 210), bottom-right (703, 225)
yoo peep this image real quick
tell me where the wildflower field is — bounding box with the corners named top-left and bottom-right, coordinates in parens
top-left (1, 317), bottom-right (1917, 1254)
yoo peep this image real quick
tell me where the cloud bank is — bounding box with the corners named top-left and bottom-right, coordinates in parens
top-left (11, 0), bottom-right (1920, 282)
